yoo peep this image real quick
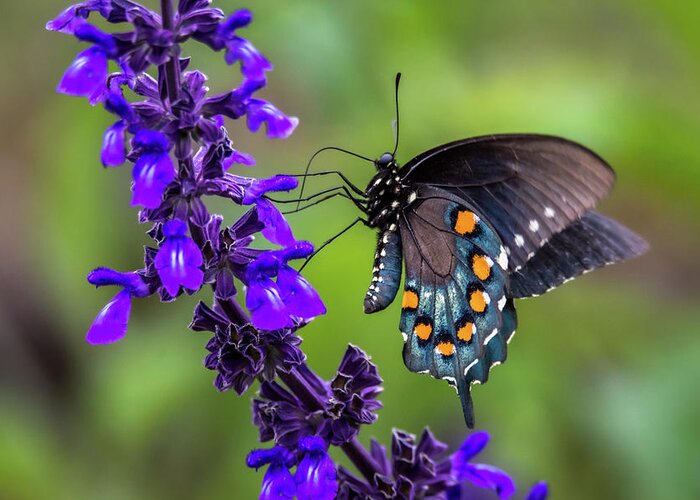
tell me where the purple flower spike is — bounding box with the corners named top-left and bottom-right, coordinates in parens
top-left (155, 220), bottom-right (204, 296)
top-left (247, 446), bottom-right (296, 500)
top-left (130, 130), bottom-right (175, 208)
top-left (525, 481), bottom-right (549, 500)
top-left (101, 121), bottom-right (126, 166)
top-left (85, 267), bottom-right (150, 344)
top-left (452, 432), bottom-right (516, 499)
top-left (246, 99), bottom-right (299, 139)
top-left (58, 47), bottom-right (108, 97)
top-left (296, 436), bottom-right (338, 500)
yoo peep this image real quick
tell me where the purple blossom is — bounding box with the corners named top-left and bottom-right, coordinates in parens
top-left (337, 428), bottom-right (456, 499)
top-left (449, 432), bottom-right (516, 499)
top-left (192, 300), bottom-right (305, 394)
top-left (85, 267), bottom-right (150, 344)
top-left (525, 482), bottom-right (549, 500)
top-left (154, 220), bottom-right (204, 296)
top-left (247, 446), bottom-right (296, 500)
top-left (295, 436), bottom-right (338, 500)
top-left (101, 120), bottom-right (127, 166)
top-left (246, 242), bottom-right (326, 331)
top-left (130, 129), bottom-right (175, 208)
top-left (246, 99), bottom-right (299, 139)
top-left (327, 345), bottom-right (383, 444)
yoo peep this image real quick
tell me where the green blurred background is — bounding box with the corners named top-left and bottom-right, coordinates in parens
top-left (1, 0), bottom-right (699, 498)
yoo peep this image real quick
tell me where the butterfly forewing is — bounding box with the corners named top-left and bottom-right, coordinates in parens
top-left (401, 134), bottom-right (616, 271)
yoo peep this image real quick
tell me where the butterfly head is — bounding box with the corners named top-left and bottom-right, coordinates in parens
top-left (375, 152), bottom-right (397, 171)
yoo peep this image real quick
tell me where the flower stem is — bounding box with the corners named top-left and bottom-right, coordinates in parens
top-left (341, 438), bottom-right (381, 485)
top-left (160, 0), bottom-right (181, 106)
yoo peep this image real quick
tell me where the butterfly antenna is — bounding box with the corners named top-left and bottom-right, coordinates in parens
top-left (391, 72), bottom-right (402, 157)
top-left (296, 146), bottom-right (373, 210)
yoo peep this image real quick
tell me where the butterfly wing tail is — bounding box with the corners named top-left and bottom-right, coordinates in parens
top-left (457, 377), bottom-right (475, 429)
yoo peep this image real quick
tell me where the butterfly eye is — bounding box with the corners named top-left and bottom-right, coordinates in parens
top-left (376, 153), bottom-right (394, 169)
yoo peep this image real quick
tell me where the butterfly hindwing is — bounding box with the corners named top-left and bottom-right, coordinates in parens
top-left (401, 134), bottom-right (617, 271)
top-left (398, 186), bottom-right (509, 427)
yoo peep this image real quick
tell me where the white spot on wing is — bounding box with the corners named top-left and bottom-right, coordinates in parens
top-left (497, 296), bottom-right (506, 311)
top-left (514, 234), bottom-right (525, 247)
top-left (544, 207), bottom-right (555, 218)
top-left (497, 247), bottom-right (508, 270)
top-left (483, 292), bottom-right (491, 304)
top-left (529, 220), bottom-right (539, 232)
top-left (408, 192), bottom-right (417, 203)
top-left (401, 332), bottom-right (408, 342)
top-left (506, 329), bottom-right (517, 344)
top-left (464, 359), bottom-right (479, 376)
top-left (484, 328), bottom-right (499, 346)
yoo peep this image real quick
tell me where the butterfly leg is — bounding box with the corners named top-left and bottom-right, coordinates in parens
top-left (290, 170), bottom-right (366, 196)
top-left (280, 188), bottom-right (367, 215)
top-left (299, 217), bottom-right (369, 272)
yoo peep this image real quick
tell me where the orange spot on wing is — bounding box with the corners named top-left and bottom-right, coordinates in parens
top-left (454, 210), bottom-right (477, 235)
top-left (414, 322), bottom-right (432, 341)
top-left (457, 322), bottom-right (474, 342)
top-left (436, 341), bottom-right (455, 356)
top-left (402, 290), bottom-right (419, 310)
top-left (469, 289), bottom-right (487, 313)
top-left (472, 254), bottom-right (491, 281)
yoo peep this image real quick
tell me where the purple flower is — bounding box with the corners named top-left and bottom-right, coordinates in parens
top-left (246, 99), bottom-right (299, 139)
top-left (247, 446), bottom-right (296, 500)
top-left (130, 130), bottom-right (175, 208)
top-left (85, 267), bottom-right (150, 344)
top-left (450, 432), bottom-right (516, 499)
top-left (337, 428), bottom-right (455, 499)
top-left (252, 366), bottom-right (328, 447)
top-left (101, 120), bottom-right (126, 166)
top-left (525, 482), bottom-right (549, 500)
top-left (327, 345), bottom-right (383, 444)
top-left (57, 23), bottom-right (116, 99)
top-left (46, 1), bottom-right (104, 34)
top-left (295, 436), bottom-right (338, 500)
top-left (192, 300), bottom-right (305, 394)
top-left (154, 220), bottom-right (204, 296)
top-left (246, 242), bottom-right (325, 331)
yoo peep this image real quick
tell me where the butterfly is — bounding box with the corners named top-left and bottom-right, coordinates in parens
top-left (295, 74), bottom-right (648, 428)
top-left (343, 75), bottom-right (647, 428)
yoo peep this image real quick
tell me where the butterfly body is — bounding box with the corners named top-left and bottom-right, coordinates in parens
top-left (359, 134), bottom-right (648, 427)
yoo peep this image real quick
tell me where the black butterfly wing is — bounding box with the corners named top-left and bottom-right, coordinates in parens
top-left (400, 134), bottom-right (617, 272)
top-left (398, 186), bottom-right (514, 427)
top-left (509, 210), bottom-right (649, 298)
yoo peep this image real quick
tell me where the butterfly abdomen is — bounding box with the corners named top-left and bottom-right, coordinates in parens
top-left (364, 230), bottom-right (402, 314)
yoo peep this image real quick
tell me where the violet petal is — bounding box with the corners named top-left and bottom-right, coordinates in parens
top-left (86, 289), bottom-right (132, 344)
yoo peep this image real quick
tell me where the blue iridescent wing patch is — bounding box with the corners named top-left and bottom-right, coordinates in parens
top-left (398, 186), bottom-right (513, 427)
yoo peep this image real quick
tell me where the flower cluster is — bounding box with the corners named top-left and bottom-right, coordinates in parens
top-left (47, 0), bottom-right (322, 344)
top-left (50, 2), bottom-right (550, 499)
